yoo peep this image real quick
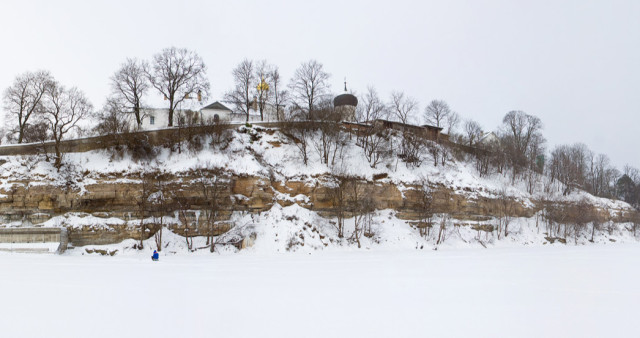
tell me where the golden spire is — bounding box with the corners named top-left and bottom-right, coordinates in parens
top-left (257, 77), bottom-right (270, 91)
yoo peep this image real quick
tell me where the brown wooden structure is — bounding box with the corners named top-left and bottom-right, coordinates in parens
top-left (371, 119), bottom-right (445, 142)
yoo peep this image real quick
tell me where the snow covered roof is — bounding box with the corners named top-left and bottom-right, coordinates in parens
top-left (202, 101), bottom-right (232, 111)
top-left (479, 132), bottom-right (500, 145)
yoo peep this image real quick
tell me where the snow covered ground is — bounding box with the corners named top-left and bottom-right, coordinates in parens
top-left (1, 245), bottom-right (639, 338)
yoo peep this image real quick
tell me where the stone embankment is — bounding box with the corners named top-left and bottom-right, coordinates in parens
top-left (0, 227), bottom-right (65, 253)
top-left (0, 169), bottom-right (634, 246)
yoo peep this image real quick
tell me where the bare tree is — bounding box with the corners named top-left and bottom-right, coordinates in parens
top-left (311, 102), bottom-right (347, 166)
top-left (195, 165), bottom-right (225, 252)
top-left (269, 66), bottom-right (288, 121)
top-left (346, 177), bottom-right (365, 248)
top-left (110, 58), bottom-right (150, 130)
top-left (175, 196), bottom-right (195, 251)
top-left (3, 70), bottom-right (53, 143)
top-left (500, 110), bottom-right (543, 168)
top-left (357, 86), bottom-right (387, 123)
top-left (624, 165), bottom-right (640, 183)
top-left (496, 187), bottom-right (513, 239)
top-left (22, 120), bottom-right (49, 146)
top-left (135, 171), bottom-right (154, 249)
top-left (289, 60), bottom-right (330, 117)
top-left (617, 166), bottom-right (639, 208)
top-left (436, 191), bottom-right (451, 245)
top-left (416, 178), bottom-right (434, 238)
top-left (205, 118), bottom-right (233, 150)
top-left (436, 214), bottom-right (450, 245)
top-left (361, 126), bottom-right (391, 168)
top-left (93, 97), bottom-right (130, 136)
top-left (42, 83), bottom-right (92, 169)
top-left (523, 132), bottom-right (545, 193)
top-left (548, 143), bottom-right (590, 195)
top-left (224, 59), bottom-right (255, 122)
top-left (255, 60), bottom-right (271, 121)
top-left (281, 108), bottom-right (313, 165)
top-left (423, 99), bottom-right (451, 128)
top-left (389, 91), bottom-right (418, 124)
top-left (356, 86), bottom-right (387, 151)
top-left (400, 131), bottom-right (426, 168)
top-left (148, 47), bottom-right (210, 127)
top-left (474, 146), bottom-right (492, 177)
top-left (587, 153), bottom-right (617, 198)
top-left (446, 111), bottom-right (460, 135)
top-left (149, 171), bottom-right (173, 251)
top-left (632, 212), bottom-right (640, 237)
top-left (463, 119), bottom-right (483, 147)
top-left (426, 141), bottom-right (442, 167)
top-left (329, 175), bottom-right (349, 239)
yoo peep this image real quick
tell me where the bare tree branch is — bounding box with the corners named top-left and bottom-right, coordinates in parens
top-left (148, 47), bottom-right (210, 127)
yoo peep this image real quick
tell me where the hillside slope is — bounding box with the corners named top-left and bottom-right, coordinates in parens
top-left (0, 125), bottom-right (637, 252)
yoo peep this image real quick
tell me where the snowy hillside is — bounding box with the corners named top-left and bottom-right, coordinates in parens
top-left (1, 125), bottom-right (630, 209)
top-left (0, 125), bottom-right (637, 254)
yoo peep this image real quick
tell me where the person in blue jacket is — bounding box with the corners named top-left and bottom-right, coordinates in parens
top-left (152, 250), bottom-right (159, 261)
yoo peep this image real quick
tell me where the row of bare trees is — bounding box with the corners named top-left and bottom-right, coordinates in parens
top-left (538, 198), bottom-right (632, 243)
top-left (2, 46), bottom-right (211, 168)
top-left (106, 47), bottom-right (210, 130)
top-left (224, 57), bottom-right (466, 132)
top-left (225, 59), bottom-right (331, 122)
top-left (2, 71), bottom-right (91, 168)
top-left (135, 164), bottom-right (226, 252)
top-left (5, 52), bottom-right (637, 210)
top-left (548, 143), bottom-right (639, 205)
top-left (327, 174), bottom-right (377, 247)
top-left (451, 109), bottom-right (636, 208)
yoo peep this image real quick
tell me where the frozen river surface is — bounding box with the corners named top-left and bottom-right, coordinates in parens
top-left (1, 245), bottom-right (639, 338)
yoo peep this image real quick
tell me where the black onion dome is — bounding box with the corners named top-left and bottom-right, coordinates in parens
top-left (333, 93), bottom-right (358, 107)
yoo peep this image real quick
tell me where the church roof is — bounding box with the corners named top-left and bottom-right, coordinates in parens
top-left (334, 93), bottom-right (358, 107)
top-left (202, 101), bottom-right (232, 111)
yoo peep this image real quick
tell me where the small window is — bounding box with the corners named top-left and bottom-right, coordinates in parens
top-left (150, 115), bottom-right (155, 125)
top-left (214, 114), bottom-right (220, 123)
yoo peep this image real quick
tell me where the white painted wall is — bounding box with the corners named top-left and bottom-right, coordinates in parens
top-left (132, 104), bottom-right (282, 131)
top-left (201, 108), bottom-right (232, 123)
top-left (139, 109), bottom-right (170, 130)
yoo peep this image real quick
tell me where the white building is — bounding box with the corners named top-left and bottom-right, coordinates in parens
top-left (200, 101), bottom-right (234, 122)
top-left (136, 108), bottom-right (169, 130)
top-left (228, 101), bottom-right (282, 122)
top-left (479, 132), bottom-right (500, 146)
top-left (133, 99), bottom-right (284, 131)
top-left (247, 102), bottom-right (281, 122)
top-left (133, 101), bottom-right (234, 130)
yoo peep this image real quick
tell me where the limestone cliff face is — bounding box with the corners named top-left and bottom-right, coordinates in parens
top-left (0, 171), bottom-right (633, 246)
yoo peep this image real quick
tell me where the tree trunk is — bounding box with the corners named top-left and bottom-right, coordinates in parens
top-left (168, 97), bottom-right (174, 127)
top-left (54, 137), bottom-right (62, 169)
top-left (155, 226), bottom-right (162, 251)
top-left (139, 219), bottom-right (145, 249)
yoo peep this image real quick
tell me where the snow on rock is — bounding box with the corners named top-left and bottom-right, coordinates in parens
top-left (61, 201), bottom-right (638, 257)
top-left (1, 126), bottom-right (637, 255)
top-left (42, 213), bottom-right (126, 229)
top-left (0, 127), bottom-right (634, 216)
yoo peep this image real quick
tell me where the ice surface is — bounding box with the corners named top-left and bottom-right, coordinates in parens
top-left (1, 245), bottom-right (639, 337)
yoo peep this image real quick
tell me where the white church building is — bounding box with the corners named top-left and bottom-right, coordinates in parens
top-left (135, 101), bottom-right (234, 130)
top-left (135, 100), bottom-right (283, 130)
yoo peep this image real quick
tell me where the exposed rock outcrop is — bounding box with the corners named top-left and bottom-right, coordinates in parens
top-left (0, 168), bottom-right (635, 246)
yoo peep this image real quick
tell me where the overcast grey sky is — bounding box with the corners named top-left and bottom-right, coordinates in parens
top-left (1, 0), bottom-right (638, 169)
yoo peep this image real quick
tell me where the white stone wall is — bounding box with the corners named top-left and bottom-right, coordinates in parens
top-left (201, 108), bottom-right (232, 123)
